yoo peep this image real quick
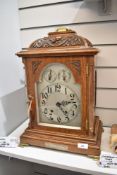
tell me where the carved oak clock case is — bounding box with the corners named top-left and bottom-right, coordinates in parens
top-left (17, 28), bottom-right (103, 156)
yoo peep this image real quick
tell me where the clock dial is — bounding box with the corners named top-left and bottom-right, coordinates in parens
top-left (58, 69), bottom-right (71, 82)
top-left (43, 69), bottom-right (57, 82)
top-left (39, 83), bottom-right (80, 124)
top-left (36, 63), bottom-right (81, 127)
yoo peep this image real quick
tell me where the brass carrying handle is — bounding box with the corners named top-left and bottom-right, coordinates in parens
top-left (56, 27), bottom-right (72, 33)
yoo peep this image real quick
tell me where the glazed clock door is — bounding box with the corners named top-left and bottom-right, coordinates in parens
top-left (35, 62), bottom-right (82, 129)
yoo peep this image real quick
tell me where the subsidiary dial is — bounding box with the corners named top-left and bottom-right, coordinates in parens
top-left (43, 69), bottom-right (57, 82)
top-left (58, 69), bottom-right (71, 82)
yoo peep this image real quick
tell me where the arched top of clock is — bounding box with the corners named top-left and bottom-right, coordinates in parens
top-left (16, 28), bottom-right (99, 57)
top-left (29, 28), bottom-right (93, 49)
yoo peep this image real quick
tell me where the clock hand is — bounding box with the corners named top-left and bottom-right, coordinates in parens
top-left (56, 102), bottom-right (68, 117)
top-left (56, 101), bottom-right (71, 107)
top-left (60, 100), bottom-right (72, 106)
top-left (48, 69), bottom-right (52, 81)
top-left (56, 102), bottom-right (61, 107)
top-left (62, 70), bottom-right (66, 81)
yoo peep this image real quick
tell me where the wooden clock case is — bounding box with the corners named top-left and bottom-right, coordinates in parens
top-left (17, 28), bottom-right (103, 157)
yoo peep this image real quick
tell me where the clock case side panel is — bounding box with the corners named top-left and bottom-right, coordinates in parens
top-left (85, 56), bottom-right (97, 136)
top-left (22, 58), bottom-right (37, 129)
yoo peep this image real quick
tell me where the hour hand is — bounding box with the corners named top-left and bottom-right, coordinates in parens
top-left (56, 101), bottom-right (71, 107)
top-left (60, 100), bottom-right (71, 106)
top-left (56, 102), bottom-right (68, 116)
top-left (56, 102), bottom-right (61, 107)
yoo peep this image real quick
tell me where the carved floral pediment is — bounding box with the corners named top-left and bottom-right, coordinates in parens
top-left (29, 28), bottom-right (92, 49)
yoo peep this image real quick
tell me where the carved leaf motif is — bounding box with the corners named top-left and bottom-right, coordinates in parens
top-left (30, 35), bottom-right (92, 48)
top-left (32, 61), bottom-right (41, 73)
top-left (71, 61), bottom-right (81, 75)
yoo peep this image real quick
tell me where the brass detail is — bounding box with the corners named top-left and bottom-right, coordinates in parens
top-left (88, 155), bottom-right (100, 160)
top-left (86, 64), bottom-right (89, 77)
top-left (45, 142), bottom-right (68, 151)
top-left (56, 27), bottom-right (71, 33)
top-left (86, 119), bottom-right (89, 130)
top-left (19, 143), bottom-right (29, 147)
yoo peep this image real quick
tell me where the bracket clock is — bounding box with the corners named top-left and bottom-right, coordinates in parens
top-left (17, 28), bottom-right (103, 156)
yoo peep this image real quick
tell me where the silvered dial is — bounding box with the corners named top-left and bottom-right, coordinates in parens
top-left (39, 83), bottom-right (80, 124)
